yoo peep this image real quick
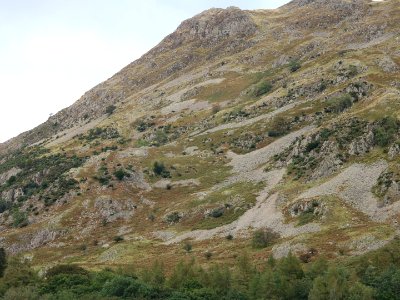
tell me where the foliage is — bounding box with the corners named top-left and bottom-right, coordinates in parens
top-left (166, 212), bottom-right (181, 224)
top-left (0, 200), bottom-right (12, 214)
top-left (325, 94), bottom-right (353, 114)
top-left (0, 249), bottom-right (6, 278)
top-left (114, 236), bottom-right (124, 243)
top-left (105, 105), bottom-right (116, 115)
top-left (45, 265), bottom-right (89, 278)
top-left (297, 211), bottom-right (317, 226)
top-left (113, 169), bottom-right (129, 181)
top-left (210, 207), bottom-right (224, 218)
top-left (0, 147), bottom-right (85, 211)
top-left (183, 242), bottom-right (192, 253)
top-left (0, 241), bottom-right (398, 299)
top-left (253, 81), bottom-right (273, 97)
top-left (153, 161), bottom-right (171, 178)
top-left (79, 127), bottom-right (120, 141)
top-left (373, 116), bottom-right (399, 147)
top-left (12, 209), bottom-right (29, 228)
top-left (251, 228), bottom-right (280, 249)
top-left (289, 59), bottom-right (301, 72)
top-left (267, 117), bottom-right (291, 137)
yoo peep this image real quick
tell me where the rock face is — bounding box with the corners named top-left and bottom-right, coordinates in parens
top-left (0, 167), bottom-right (21, 186)
top-left (0, 9), bottom-right (257, 156)
top-left (286, 0), bottom-right (364, 9)
top-left (168, 7), bottom-right (257, 45)
top-left (94, 197), bottom-right (137, 223)
top-left (0, 228), bottom-right (59, 255)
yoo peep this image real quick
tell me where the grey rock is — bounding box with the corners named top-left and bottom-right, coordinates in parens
top-left (94, 197), bottom-right (137, 223)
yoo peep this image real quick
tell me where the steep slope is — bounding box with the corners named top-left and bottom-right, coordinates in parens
top-left (0, 0), bottom-right (400, 270)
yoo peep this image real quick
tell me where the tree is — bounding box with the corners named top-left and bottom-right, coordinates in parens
top-left (0, 257), bottom-right (38, 293)
top-left (251, 228), bottom-right (280, 248)
top-left (0, 248), bottom-right (6, 278)
top-left (278, 253), bottom-right (304, 280)
top-left (142, 260), bottom-right (166, 287)
top-left (308, 266), bottom-right (372, 300)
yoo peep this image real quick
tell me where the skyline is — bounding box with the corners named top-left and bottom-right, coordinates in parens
top-left (0, 0), bottom-right (290, 143)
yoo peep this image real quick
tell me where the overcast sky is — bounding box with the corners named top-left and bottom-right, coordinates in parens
top-left (0, 0), bottom-right (289, 143)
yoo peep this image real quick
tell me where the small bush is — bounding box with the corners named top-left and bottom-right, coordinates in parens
top-left (374, 116), bottom-right (399, 147)
top-left (6, 176), bottom-right (16, 186)
top-left (252, 228), bottom-right (280, 249)
top-left (12, 209), bottom-right (28, 228)
top-left (0, 200), bottom-right (12, 214)
top-left (183, 242), bottom-right (192, 253)
top-left (289, 59), bottom-right (301, 72)
top-left (46, 264), bottom-right (89, 278)
top-left (105, 105), bottom-right (116, 115)
top-left (153, 161), bottom-right (171, 178)
top-left (212, 104), bottom-right (221, 114)
top-left (298, 211), bottom-right (317, 226)
top-left (305, 140), bottom-right (320, 153)
top-left (348, 65), bottom-right (358, 77)
top-left (326, 94), bottom-right (353, 113)
top-left (114, 236), bottom-right (124, 243)
top-left (166, 212), bottom-right (181, 224)
top-left (254, 81), bottom-right (273, 97)
top-left (94, 175), bottom-right (111, 186)
top-left (114, 169), bottom-right (128, 181)
top-left (0, 248), bottom-right (6, 277)
top-left (226, 234), bottom-right (234, 240)
top-left (210, 208), bottom-right (224, 218)
top-left (204, 251), bottom-right (212, 260)
top-left (268, 117), bottom-right (290, 137)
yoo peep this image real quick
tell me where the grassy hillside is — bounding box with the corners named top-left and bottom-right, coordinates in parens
top-left (0, 1), bottom-right (399, 296)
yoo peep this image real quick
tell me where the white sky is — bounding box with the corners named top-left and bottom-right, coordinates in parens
top-left (0, 0), bottom-right (289, 143)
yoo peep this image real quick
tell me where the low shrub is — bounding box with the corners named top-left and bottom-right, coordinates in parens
top-left (289, 59), bottom-right (301, 72)
top-left (254, 81), bottom-right (273, 97)
top-left (209, 208), bottom-right (224, 218)
top-left (183, 242), bottom-right (192, 253)
top-left (166, 212), bottom-right (181, 224)
top-left (114, 236), bottom-right (124, 243)
top-left (373, 116), bottom-right (399, 147)
top-left (252, 228), bottom-right (280, 248)
top-left (105, 105), bottom-right (116, 115)
top-left (153, 162), bottom-right (171, 178)
top-left (12, 209), bottom-right (28, 228)
top-left (114, 169), bottom-right (129, 181)
top-left (325, 94), bottom-right (353, 114)
top-left (46, 265), bottom-right (89, 278)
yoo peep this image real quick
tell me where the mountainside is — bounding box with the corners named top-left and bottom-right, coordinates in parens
top-left (0, 0), bottom-right (400, 273)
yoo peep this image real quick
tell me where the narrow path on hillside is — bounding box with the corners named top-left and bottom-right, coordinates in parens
top-left (196, 100), bottom-right (308, 136)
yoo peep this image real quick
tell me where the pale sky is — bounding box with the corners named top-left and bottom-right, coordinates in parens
top-left (0, 0), bottom-right (289, 143)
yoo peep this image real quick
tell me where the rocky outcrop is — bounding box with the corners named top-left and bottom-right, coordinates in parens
top-left (1, 228), bottom-right (60, 255)
top-left (154, 7), bottom-right (257, 50)
top-left (348, 131), bottom-right (374, 155)
top-left (94, 197), bottom-right (137, 223)
top-left (288, 198), bottom-right (326, 218)
top-left (0, 167), bottom-right (21, 186)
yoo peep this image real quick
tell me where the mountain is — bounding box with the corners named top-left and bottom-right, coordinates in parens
top-left (0, 0), bottom-right (400, 273)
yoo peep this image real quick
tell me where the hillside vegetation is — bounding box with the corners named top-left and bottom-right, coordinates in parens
top-left (0, 0), bottom-right (400, 298)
